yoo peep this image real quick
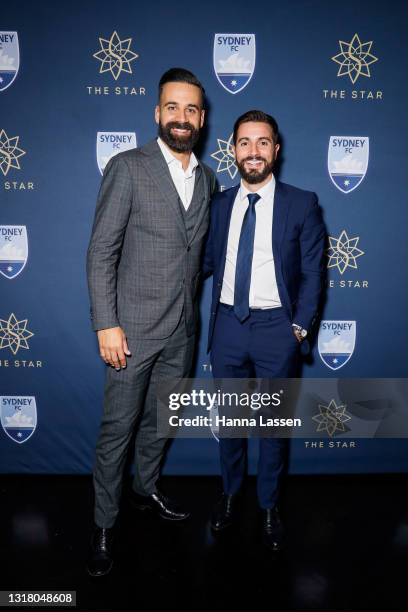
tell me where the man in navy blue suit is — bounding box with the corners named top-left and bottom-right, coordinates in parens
top-left (203, 110), bottom-right (325, 550)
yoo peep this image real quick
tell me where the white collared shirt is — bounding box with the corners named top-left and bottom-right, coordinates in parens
top-left (157, 137), bottom-right (198, 210)
top-left (220, 176), bottom-right (282, 309)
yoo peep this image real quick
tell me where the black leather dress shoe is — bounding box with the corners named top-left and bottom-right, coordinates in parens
top-left (86, 526), bottom-right (114, 577)
top-left (210, 493), bottom-right (239, 531)
top-left (262, 507), bottom-right (284, 552)
top-left (130, 490), bottom-right (190, 521)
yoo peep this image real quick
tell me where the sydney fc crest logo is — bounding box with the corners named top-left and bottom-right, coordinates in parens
top-left (0, 32), bottom-right (20, 92)
top-left (318, 320), bottom-right (356, 371)
top-left (96, 132), bottom-right (137, 175)
top-left (0, 225), bottom-right (28, 279)
top-left (213, 34), bottom-right (256, 94)
top-left (328, 136), bottom-right (369, 193)
top-left (1, 396), bottom-right (37, 443)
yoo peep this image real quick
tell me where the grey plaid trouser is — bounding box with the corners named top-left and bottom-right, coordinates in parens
top-left (93, 312), bottom-right (194, 528)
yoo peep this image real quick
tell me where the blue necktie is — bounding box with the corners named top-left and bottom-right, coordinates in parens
top-left (233, 192), bottom-right (261, 322)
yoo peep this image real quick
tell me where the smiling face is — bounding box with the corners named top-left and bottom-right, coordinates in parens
top-left (234, 121), bottom-right (280, 187)
top-left (155, 81), bottom-right (205, 153)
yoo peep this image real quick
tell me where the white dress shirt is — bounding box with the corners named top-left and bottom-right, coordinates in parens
top-left (220, 176), bottom-right (282, 309)
top-left (157, 137), bottom-right (198, 210)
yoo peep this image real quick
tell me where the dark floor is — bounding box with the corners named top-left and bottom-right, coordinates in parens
top-left (1, 474), bottom-right (408, 611)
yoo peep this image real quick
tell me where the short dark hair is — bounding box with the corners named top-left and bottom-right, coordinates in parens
top-left (158, 67), bottom-right (205, 107)
top-left (233, 110), bottom-right (279, 145)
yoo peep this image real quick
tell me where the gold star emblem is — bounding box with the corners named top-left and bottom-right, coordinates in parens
top-left (0, 129), bottom-right (26, 176)
top-left (326, 230), bottom-right (364, 275)
top-left (332, 33), bottom-right (378, 84)
top-left (93, 31), bottom-right (139, 81)
top-left (210, 134), bottom-right (238, 179)
top-left (312, 400), bottom-right (351, 437)
top-left (0, 313), bottom-right (34, 355)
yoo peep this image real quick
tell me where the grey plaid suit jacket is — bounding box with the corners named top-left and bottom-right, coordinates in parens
top-left (86, 139), bottom-right (216, 339)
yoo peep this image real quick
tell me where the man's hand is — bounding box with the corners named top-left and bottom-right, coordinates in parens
top-left (97, 327), bottom-right (131, 369)
top-left (292, 323), bottom-right (307, 343)
top-left (293, 329), bottom-right (303, 343)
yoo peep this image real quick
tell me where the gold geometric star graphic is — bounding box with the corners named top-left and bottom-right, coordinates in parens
top-left (0, 129), bottom-right (26, 177)
top-left (93, 31), bottom-right (139, 81)
top-left (210, 134), bottom-right (238, 179)
top-left (331, 33), bottom-right (378, 84)
top-left (326, 230), bottom-right (365, 275)
top-left (0, 313), bottom-right (34, 355)
top-left (312, 399), bottom-right (351, 437)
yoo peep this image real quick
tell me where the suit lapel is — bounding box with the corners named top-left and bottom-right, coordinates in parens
top-left (219, 185), bottom-right (240, 279)
top-left (140, 140), bottom-right (187, 243)
top-left (188, 164), bottom-right (209, 245)
top-left (272, 180), bottom-right (290, 262)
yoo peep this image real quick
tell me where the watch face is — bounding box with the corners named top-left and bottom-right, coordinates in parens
top-left (301, 329), bottom-right (307, 338)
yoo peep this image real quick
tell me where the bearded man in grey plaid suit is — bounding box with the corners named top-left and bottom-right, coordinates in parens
top-left (86, 68), bottom-right (216, 577)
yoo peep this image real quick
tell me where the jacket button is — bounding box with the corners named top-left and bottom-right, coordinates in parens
top-left (186, 246), bottom-right (191, 251)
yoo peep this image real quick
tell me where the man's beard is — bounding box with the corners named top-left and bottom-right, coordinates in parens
top-left (237, 156), bottom-right (275, 184)
top-left (158, 121), bottom-right (200, 152)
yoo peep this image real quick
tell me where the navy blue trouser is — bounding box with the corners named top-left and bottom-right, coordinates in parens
top-left (211, 303), bottom-right (300, 509)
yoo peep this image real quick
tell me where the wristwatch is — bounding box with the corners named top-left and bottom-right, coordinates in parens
top-left (292, 324), bottom-right (308, 339)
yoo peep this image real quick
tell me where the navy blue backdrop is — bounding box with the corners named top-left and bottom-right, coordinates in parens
top-left (1, 0), bottom-right (408, 474)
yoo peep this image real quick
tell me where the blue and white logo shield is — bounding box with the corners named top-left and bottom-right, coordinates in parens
top-left (96, 132), bottom-right (137, 175)
top-left (318, 320), bottom-right (356, 370)
top-left (213, 34), bottom-right (256, 94)
top-left (0, 225), bottom-right (28, 279)
top-left (328, 136), bottom-right (369, 194)
top-left (0, 32), bottom-right (20, 92)
top-left (1, 396), bottom-right (37, 444)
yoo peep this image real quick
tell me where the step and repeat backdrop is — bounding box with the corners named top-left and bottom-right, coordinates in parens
top-left (1, 0), bottom-right (408, 474)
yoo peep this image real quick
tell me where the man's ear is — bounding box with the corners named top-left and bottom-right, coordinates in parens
top-left (274, 143), bottom-right (280, 157)
top-left (200, 109), bottom-right (205, 128)
top-left (154, 105), bottom-right (160, 125)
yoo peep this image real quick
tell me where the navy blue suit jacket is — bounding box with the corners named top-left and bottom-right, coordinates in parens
top-left (203, 181), bottom-right (326, 353)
